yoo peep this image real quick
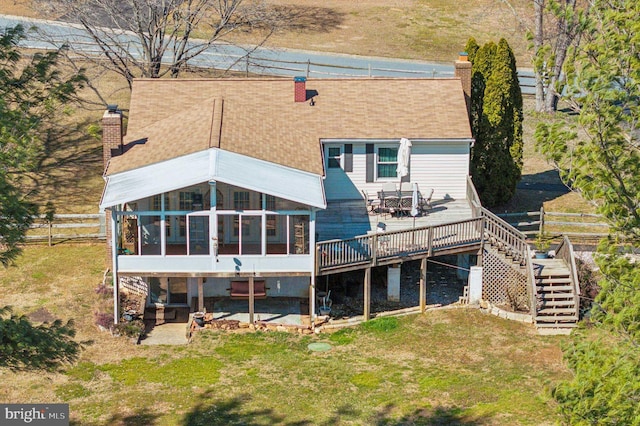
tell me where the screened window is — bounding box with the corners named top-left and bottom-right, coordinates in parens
top-left (377, 147), bottom-right (398, 178)
top-left (151, 194), bottom-right (169, 211)
top-left (327, 147), bottom-right (341, 168)
top-left (265, 195), bottom-right (277, 237)
top-left (233, 191), bottom-right (250, 210)
top-left (179, 192), bottom-right (193, 210)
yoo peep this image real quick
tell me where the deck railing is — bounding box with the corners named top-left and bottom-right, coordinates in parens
top-left (556, 235), bottom-right (581, 317)
top-left (317, 217), bottom-right (483, 273)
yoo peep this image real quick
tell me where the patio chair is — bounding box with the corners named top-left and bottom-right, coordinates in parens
top-left (361, 189), bottom-right (381, 215)
top-left (420, 188), bottom-right (434, 212)
top-left (399, 182), bottom-right (413, 216)
top-left (380, 182), bottom-right (399, 216)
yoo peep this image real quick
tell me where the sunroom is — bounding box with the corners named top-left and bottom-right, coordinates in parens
top-left (115, 183), bottom-right (313, 257)
top-left (100, 148), bottom-right (326, 275)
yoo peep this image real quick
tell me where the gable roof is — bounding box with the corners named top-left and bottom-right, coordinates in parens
top-left (100, 148), bottom-right (326, 209)
top-left (106, 77), bottom-right (472, 176)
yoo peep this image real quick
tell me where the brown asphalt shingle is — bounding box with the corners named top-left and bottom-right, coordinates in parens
top-left (107, 78), bottom-right (472, 176)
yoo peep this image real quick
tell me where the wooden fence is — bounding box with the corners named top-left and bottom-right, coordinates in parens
top-left (497, 208), bottom-right (609, 240)
top-left (27, 213), bottom-right (106, 244)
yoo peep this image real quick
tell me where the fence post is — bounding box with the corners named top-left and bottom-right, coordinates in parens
top-left (48, 221), bottom-right (52, 247)
top-left (539, 207), bottom-right (545, 235)
top-left (99, 213), bottom-right (106, 235)
top-left (306, 60), bottom-right (310, 78)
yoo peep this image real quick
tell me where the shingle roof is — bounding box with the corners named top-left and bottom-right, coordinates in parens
top-left (106, 77), bottom-right (472, 176)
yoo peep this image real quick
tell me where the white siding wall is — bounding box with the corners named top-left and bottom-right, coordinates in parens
top-left (324, 141), bottom-right (470, 201)
top-left (203, 276), bottom-right (309, 298)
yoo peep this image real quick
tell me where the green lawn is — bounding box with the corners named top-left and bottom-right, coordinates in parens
top-left (0, 2), bottom-right (579, 423)
top-left (0, 245), bottom-right (569, 425)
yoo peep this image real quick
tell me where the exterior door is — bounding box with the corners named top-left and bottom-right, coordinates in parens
top-left (187, 212), bottom-right (210, 255)
top-left (148, 277), bottom-right (188, 306)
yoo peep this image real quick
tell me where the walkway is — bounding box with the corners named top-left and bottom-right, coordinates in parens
top-left (140, 322), bottom-right (189, 345)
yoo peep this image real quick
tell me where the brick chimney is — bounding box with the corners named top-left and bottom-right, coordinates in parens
top-left (102, 104), bottom-right (123, 171)
top-left (454, 52), bottom-right (472, 115)
top-left (294, 76), bottom-right (307, 102)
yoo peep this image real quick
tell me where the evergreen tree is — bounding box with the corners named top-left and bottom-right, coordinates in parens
top-left (467, 38), bottom-right (523, 207)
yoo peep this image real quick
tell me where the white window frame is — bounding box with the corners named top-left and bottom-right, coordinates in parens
top-left (376, 145), bottom-right (400, 181)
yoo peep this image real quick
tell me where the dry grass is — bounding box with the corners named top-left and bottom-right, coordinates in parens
top-left (0, 4), bottom-right (582, 423)
top-left (0, 246), bottom-right (570, 424)
top-left (2, 0), bottom-right (534, 64)
top-left (262, 0), bottom-right (533, 63)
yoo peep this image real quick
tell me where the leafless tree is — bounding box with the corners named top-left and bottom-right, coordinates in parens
top-left (501, 0), bottom-right (588, 113)
top-left (35, 0), bottom-right (283, 90)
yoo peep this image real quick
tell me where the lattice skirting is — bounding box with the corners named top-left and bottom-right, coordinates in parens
top-left (482, 248), bottom-right (529, 310)
top-left (119, 276), bottom-right (148, 296)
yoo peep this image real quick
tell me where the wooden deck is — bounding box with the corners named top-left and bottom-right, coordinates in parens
top-left (316, 198), bottom-right (473, 242)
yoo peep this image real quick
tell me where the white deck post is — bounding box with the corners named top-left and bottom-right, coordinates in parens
top-left (111, 209), bottom-right (120, 324)
top-left (249, 275), bottom-right (255, 324)
top-left (468, 266), bottom-right (483, 304)
top-left (198, 278), bottom-right (204, 312)
top-left (387, 264), bottom-right (401, 302)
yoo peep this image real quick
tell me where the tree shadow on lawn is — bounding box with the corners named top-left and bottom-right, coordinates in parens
top-left (496, 169), bottom-right (570, 213)
top-left (26, 117), bottom-right (103, 210)
top-left (61, 4), bottom-right (344, 35)
top-left (70, 408), bottom-right (161, 426)
top-left (182, 392), bottom-right (488, 425)
top-left (273, 5), bottom-right (345, 33)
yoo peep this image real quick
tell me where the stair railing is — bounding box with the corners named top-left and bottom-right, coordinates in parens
top-left (526, 245), bottom-right (538, 318)
top-left (555, 235), bottom-right (581, 317)
top-left (467, 176), bottom-right (483, 217)
top-left (480, 207), bottom-right (528, 263)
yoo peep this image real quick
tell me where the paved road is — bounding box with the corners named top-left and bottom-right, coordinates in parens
top-left (0, 14), bottom-right (535, 92)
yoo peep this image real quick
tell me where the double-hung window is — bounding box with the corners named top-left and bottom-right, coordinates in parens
top-left (377, 147), bottom-right (398, 179)
top-left (327, 147), bottom-right (341, 169)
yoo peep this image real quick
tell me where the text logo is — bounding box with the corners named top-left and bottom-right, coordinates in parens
top-left (1, 404), bottom-right (69, 425)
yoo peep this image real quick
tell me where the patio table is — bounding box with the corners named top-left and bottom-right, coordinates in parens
top-left (378, 190), bottom-right (419, 217)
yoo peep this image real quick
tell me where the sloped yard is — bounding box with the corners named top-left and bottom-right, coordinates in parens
top-left (0, 244), bottom-right (569, 425)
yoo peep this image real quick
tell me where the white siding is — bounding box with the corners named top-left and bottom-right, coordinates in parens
top-left (324, 140), bottom-right (471, 201)
top-left (117, 254), bottom-right (313, 274)
top-left (204, 276), bottom-right (309, 298)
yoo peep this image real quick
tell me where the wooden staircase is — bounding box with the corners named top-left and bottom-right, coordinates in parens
top-left (480, 208), bottom-right (581, 333)
top-left (533, 258), bottom-right (579, 334)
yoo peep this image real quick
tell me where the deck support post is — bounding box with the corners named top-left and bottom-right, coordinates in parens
top-left (363, 267), bottom-right (371, 321)
top-left (309, 276), bottom-right (315, 325)
top-left (197, 278), bottom-right (204, 312)
top-left (249, 275), bottom-right (255, 324)
top-left (419, 257), bottom-right (427, 313)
